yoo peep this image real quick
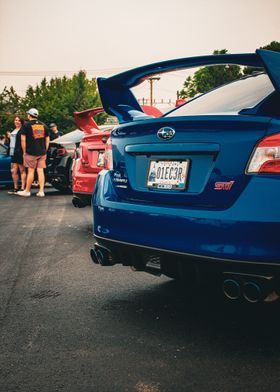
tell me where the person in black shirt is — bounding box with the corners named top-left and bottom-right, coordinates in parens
top-left (49, 123), bottom-right (64, 140)
top-left (17, 108), bottom-right (50, 197)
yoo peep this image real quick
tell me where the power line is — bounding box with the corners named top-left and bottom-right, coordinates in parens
top-left (0, 66), bottom-right (130, 77)
top-left (0, 68), bottom-right (193, 78)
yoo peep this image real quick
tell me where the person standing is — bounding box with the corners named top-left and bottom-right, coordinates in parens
top-left (49, 123), bottom-right (63, 140)
top-left (8, 115), bottom-right (26, 194)
top-left (17, 108), bottom-right (50, 197)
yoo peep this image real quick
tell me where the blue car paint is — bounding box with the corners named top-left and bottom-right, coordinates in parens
top-left (93, 170), bottom-right (280, 263)
top-left (0, 144), bottom-right (12, 185)
top-left (93, 113), bottom-right (280, 264)
top-left (92, 51), bottom-right (280, 280)
top-left (105, 115), bottom-right (273, 208)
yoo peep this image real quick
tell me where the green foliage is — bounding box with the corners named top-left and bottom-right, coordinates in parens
top-left (243, 41), bottom-right (280, 75)
top-left (180, 42), bottom-right (280, 99)
top-left (0, 71), bottom-right (106, 135)
top-left (179, 49), bottom-right (242, 99)
top-left (0, 87), bottom-right (22, 132)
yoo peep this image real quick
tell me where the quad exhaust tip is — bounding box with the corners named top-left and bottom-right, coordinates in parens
top-left (223, 278), bottom-right (262, 303)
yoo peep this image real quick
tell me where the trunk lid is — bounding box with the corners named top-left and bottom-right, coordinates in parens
top-left (79, 128), bottom-right (111, 173)
top-left (110, 116), bottom-right (272, 209)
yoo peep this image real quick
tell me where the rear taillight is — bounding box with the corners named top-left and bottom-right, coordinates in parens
top-left (247, 132), bottom-right (280, 174)
top-left (80, 145), bottom-right (88, 165)
top-left (104, 137), bottom-right (113, 170)
top-left (57, 147), bottom-right (66, 156)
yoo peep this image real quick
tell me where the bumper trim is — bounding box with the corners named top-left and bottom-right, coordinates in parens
top-left (94, 234), bottom-right (280, 267)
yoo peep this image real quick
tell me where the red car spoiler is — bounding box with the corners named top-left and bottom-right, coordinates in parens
top-left (74, 106), bottom-right (163, 135)
top-left (74, 107), bottom-right (104, 135)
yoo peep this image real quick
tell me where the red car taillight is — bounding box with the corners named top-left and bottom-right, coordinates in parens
top-left (79, 145), bottom-right (89, 165)
top-left (57, 147), bottom-right (66, 156)
top-left (247, 132), bottom-right (280, 174)
top-left (104, 137), bottom-right (113, 170)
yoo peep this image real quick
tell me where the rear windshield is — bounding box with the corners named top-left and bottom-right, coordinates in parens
top-left (53, 129), bottom-right (83, 143)
top-left (166, 74), bottom-right (274, 117)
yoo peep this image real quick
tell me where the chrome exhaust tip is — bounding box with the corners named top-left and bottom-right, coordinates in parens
top-left (90, 248), bottom-right (99, 264)
top-left (223, 279), bottom-right (241, 300)
top-left (242, 281), bottom-right (262, 303)
top-left (90, 244), bottom-right (115, 266)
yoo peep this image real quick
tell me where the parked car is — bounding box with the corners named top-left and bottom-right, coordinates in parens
top-left (91, 49), bottom-right (280, 304)
top-left (0, 143), bottom-right (12, 186)
top-left (72, 105), bottom-right (164, 208)
top-left (46, 129), bottom-right (83, 192)
top-left (72, 108), bottom-right (113, 207)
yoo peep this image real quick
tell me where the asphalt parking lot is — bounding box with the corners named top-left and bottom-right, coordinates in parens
top-left (1, 186), bottom-right (280, 392)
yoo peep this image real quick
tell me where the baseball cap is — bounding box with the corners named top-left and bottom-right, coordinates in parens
top-left (27, 108), bottom-right (39, 118)
top-left (49, 123), bottom-right (57, 128)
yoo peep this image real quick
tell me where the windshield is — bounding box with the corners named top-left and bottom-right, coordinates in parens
top-left (166, 74), bottom-right (274, 117)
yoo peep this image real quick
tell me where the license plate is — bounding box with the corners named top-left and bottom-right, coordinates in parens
top-left (147, 160), bottom-right (189, 190)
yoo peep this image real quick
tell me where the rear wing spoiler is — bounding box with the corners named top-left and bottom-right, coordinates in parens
top-left (97, 49), bottom-right (280, 124)
top-left (74, 107), bottom-right (104, 135)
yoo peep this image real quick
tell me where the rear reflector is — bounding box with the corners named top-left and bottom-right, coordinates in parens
top-left (57, 147), bottom-right (66, 156)
top-left (247, 132), bottom-right (280, 174)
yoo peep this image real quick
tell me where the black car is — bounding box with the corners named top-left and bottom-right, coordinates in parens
top-left (46, 129), bottom-right (83, 192)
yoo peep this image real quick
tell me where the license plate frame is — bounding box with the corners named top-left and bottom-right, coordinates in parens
top-left (146, 159), bottom-right (189, 190)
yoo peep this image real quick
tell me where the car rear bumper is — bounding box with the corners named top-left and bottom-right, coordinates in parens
top-left (93, 170), bottom-right (280, 265)
top-left (72, 171), bottom-right (96, 194)
top-left (46, 167), bottom-right (68, 182)
top-left (93, 234), bottom-right (280, 271)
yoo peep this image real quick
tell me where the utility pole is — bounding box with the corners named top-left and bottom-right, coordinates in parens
top-left (147, 77), bottom-right (160, 106)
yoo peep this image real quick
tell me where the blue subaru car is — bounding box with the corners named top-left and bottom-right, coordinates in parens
top-left (91, 50), bottom-right (280, 303)
top-left (0, 144), bottom-right (12, 186)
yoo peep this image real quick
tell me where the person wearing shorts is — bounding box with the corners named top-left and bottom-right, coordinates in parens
top-left (17, 108), bottom-right (50, 197)
top-left (8, 115), bottom-right (26, 194)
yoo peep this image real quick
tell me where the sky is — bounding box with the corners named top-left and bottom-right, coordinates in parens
top-left (0, 0), bottom-right (279, 104)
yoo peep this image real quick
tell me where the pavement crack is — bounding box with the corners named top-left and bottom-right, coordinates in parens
top-left (30, 289), bottom-right (61, 299)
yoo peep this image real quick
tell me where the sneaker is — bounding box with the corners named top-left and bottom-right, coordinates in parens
top-left (17, 190), bottom-right (31, 197)
top-left (8, 188), bottom-right (19, 195)
top-left (36, 191), bottom-right (45, 197)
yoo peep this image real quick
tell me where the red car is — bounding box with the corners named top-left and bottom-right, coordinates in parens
top-left (72, 107), bottom-right (111, 207)
top-left (72, 106), bottom-right (163, 207)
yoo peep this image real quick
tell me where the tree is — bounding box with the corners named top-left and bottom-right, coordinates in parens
top-left (0, 71), bottom-right (107, 135)
top-left (0, 87), bottom-right (22, 133)
top-left (179, 49), bottom-right (242, 99)
top-left (20, 71), bottom-right (106, 132)
top-left (179, 43), bottom-right (280, 99)
top-left (243, 40), bottom-right (280, 75)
